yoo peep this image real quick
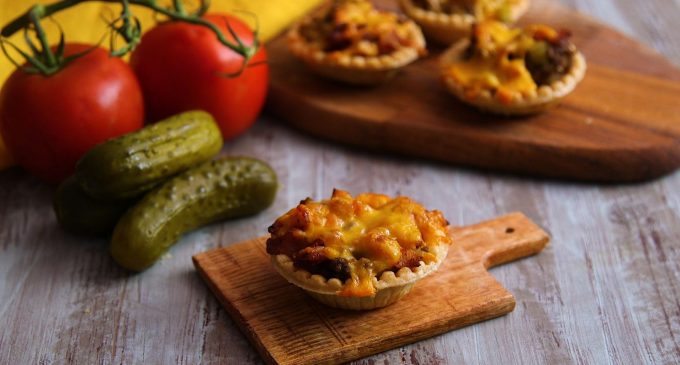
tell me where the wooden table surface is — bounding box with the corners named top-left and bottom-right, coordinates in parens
top-left (2, 1), bottom-right (680, 364)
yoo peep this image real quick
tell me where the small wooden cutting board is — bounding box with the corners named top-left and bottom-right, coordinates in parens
top-left (193, 212), bottom-right (549, 365)
top-left (266, 0), bottom-right (680, 182)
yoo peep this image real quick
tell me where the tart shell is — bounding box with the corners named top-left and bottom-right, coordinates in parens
top-left (398, 0), bottom-right (531, 45)
top-left (271, 244), bottom-right (449, 310)
top-left (440, 38), bottom-right (587, 115)
top-left (287, 19), bottom-right (426, 85)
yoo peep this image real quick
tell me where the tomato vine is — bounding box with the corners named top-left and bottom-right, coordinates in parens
top-left (0, 0), bottom-right (259, 75)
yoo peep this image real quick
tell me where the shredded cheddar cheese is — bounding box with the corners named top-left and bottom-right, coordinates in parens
top-left (443, 20), bottom-right (573, 103)
top-left (266, 189), bottom-right (452, 297)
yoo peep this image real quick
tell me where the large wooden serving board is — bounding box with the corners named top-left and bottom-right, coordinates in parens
top-left (193, 212), bottom-right (549, 365)
top-left (266, 0), bottom-right (680, 182)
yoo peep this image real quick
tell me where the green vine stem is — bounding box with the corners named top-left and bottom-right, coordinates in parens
top-left (1, 0), bottom-right (258, 75)
top-left (28, 7), bottom-right (57, 67)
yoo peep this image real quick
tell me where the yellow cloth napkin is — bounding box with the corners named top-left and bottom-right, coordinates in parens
top-left (0, 0), bottom-right (323, 169)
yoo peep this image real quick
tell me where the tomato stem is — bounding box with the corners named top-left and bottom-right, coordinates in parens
top-left (0, 0), bottom-right (259, 75)
top-left (173, 0), bottom-right (187, 16)
top-left (28, 5), bottom-right (58, 69)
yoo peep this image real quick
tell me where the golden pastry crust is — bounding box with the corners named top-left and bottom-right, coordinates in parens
top-left (440, 21), bottom-right (587, 115)
top-left (398, 0), bottom-right (530, 44)
top-left (287, 0), bottom-right (427, 85)
top-left (266, 189), bottom-right (452, 310)
top-left (271, 244), bottom-right (449, 310)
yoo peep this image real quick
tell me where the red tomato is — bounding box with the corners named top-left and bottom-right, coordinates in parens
top-left (130, 14), bottom-right (268, 140)
top-left (0, 44), bottom-right (144, 183)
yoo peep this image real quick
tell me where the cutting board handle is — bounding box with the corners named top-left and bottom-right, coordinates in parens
top-left (450, 212), bottom-right (550, 269)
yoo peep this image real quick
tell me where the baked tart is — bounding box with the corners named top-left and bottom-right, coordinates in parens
top-left (287, 0), bottom-right (427, 85)
top-left (266, 189), bottom-right (452, 310)
top-left (398, 0), bottom-right (530, 44)
top-left (440, 20), bottom-right (586, 115)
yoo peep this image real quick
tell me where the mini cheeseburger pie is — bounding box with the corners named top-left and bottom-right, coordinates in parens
top-left (287, 0), bottom-right (427, 85)
top-left (266, 189), bottom-right (452, 310)
top-left (440, 20), bottom-right (586, 115)
top-left (398, 0), bottom-right (530, 44)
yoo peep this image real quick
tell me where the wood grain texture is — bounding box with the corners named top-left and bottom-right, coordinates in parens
top-left (267, 0), bottom-right (680, 182)
top-left (1, 0), bottom-right (680, 364)
top-left (193, 213), bottom-right (549, 365)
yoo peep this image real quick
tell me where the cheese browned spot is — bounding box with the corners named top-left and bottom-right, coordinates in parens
top-left (266, 189), bottom-right (452, 297)
top-left (444, 20), bottom-right (576, 103)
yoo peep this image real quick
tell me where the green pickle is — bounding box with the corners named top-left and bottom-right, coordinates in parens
top-left (76, 110), bottom-right (223, 199)
top-left (110, 157), bottom-right (278, 271)
top-left (54, 176), bottom-right (136, 235)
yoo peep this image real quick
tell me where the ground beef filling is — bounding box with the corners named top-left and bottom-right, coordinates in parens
top-left (525, 31), bottom-right (575, 86)
top-left (266, 231), bottom-right (427, 282)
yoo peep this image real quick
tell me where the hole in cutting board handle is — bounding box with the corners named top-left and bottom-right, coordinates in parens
top-left (505, 227), bottom-right (515, 234)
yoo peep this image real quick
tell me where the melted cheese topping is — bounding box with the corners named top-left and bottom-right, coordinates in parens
top-left (268, 189), bottom-right (452, 297)
top-left (444, 21), bottom-right (563, 103)
top-left (299, 0), bottom-right (424, 58)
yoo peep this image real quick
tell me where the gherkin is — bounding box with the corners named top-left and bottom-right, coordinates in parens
top-left (110, 157), bottom-right (278, 271)
top-left (76, 110), bottom-right (223, 199)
